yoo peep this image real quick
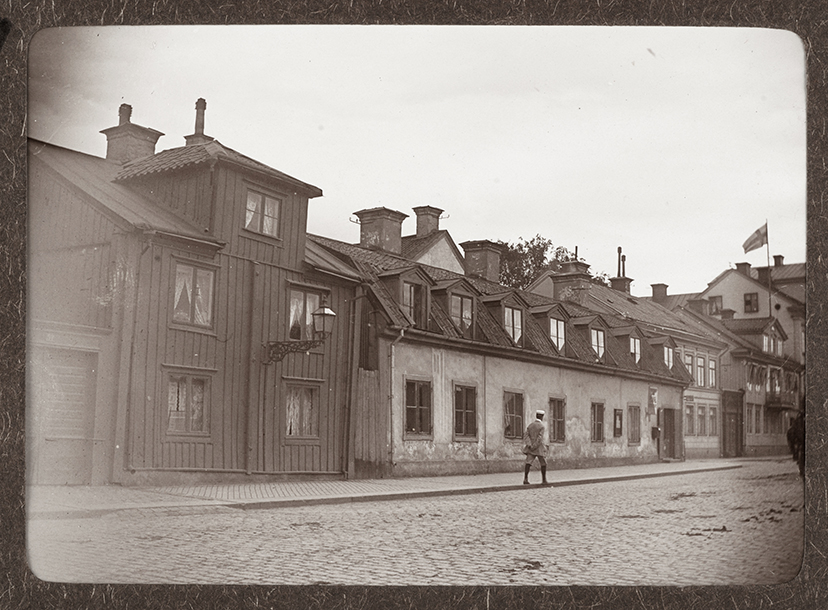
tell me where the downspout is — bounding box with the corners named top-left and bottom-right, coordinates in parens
top-left (389, 328), bottom-right (405, 471)
top-left (343, 287), bottom-right (366, 479)
top-left (123, 239), bottom-right (150, 475)
top-left (482, 354), bottom-right (488, 468)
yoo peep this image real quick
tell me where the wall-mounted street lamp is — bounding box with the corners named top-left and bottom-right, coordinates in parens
top-left (264, 305), bottom-right (337, 364)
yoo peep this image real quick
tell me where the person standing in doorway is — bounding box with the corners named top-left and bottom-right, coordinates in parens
top-left (523, 410), bottom-right (549, 485)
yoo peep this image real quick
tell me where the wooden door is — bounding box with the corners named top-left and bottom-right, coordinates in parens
top-left (31, 348), bottom-right (97, 485)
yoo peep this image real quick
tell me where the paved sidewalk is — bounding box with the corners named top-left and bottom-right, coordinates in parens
top-left (28, 459), bottom-right (747, 520)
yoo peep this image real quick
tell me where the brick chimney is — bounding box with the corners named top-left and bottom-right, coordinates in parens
top-left (551, 259), bottom-right (592, 303)
top-left (100, 103), bottom-right (164, 163)
top-left (719, 308), bottom-right (735, 320)
top-left (651, 283), bottom-right (668, 303)
top-left (735, 262), bottom-right (751, 276)
top-left (184, 98), bottom-right (215, 146)
top-left (757, 266), bottom-right (771, 287)
top-left (412, 206), bottom-right (443, 237)
top-left (354, 207), bottom-right (408, 254)
top-left (773, 255), bottom-right (784, 267)
top-left (461, 240), bottom-right (503, 283)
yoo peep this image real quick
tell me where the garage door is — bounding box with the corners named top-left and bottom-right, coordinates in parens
top-left (30, 348), bottom-right (97, 485)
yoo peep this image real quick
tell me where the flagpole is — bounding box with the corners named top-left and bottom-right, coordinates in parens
top-left (765, 219), bottom-right (772, 319)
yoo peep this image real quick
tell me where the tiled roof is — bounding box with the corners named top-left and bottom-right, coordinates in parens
top-left (30, 139), bottom-right (222, 245)
top-left (308, 233), bottom-right (690, 383)
top-left (114, 140), bottom-right (323, 196)
top-left (720, 317), bottom-right (776, 335)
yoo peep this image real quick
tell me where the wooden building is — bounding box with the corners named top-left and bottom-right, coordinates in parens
top-left (29, 101), bottom-right (360, 485)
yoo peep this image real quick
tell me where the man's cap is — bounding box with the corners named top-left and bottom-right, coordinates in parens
top-left (536, 410), bottom-right (545, 417)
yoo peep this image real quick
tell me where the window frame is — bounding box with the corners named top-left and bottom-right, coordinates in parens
top-left (503, 390), bottom-right (524, 440)
top-left (450, 292), bottom-right (475, 339)
top-left (685, 404), bottom-right (695, 435)
top-left (591, 328), bottom-right (605, 358)
top-left (453, 383), bottom-right (478, 439)
top-left (744, 292), bottom-right (759, 313)
top-left (695, 355), bottom-right (705, 387)
top-left (164, 369), bottom-right (211, 438)
top-left (504, 305), bottom-right (524, 346)
top-left (630, 336), bottom-right (641, 364)
top-left (403, 281), bottom-right (428, 329)
top-left (663, 346), bottom-right (674, 369)
top-left (708, 359), bottom-right (716, 388)
top-left (709, 295), bottom-right (722, 314)
top-left (697, 405), bottom-right (707, 436)
top-left (590, 401), bottom-right (605, 442)
top-left (244, 188), bottom-right (283, 239)
top-left (288, 286), bottom-right (325, 342)
top-left (550, 318), bottom-right (566, 352)
top-left (405, 378), bottom-right (433, 437)
top-left (709, 406), bottom-right (718, 436)
top-left (284, 383), bottom-right (321, 440)
top-left (171, 259), bottom-right (217, 330)
top-left (549, 396), bottom-right (566, 443)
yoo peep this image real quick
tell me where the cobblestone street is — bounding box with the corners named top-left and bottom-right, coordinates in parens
top-left (28, 459), bottom-right (803, 586)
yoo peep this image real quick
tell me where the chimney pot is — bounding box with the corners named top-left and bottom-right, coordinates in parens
top-left (735, 262), bottom-right (751, 276)
top-left (118, 104), bottom-right (132, 125)
top-left (185, 98), bottom-right (215, 146)
top-left (773, 255), bottom-right (784, 267)
top-left (100, 103), bottom-right (164, 163)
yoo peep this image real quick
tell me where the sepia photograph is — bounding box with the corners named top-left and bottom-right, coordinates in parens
top-left (25, 25), bottom-right (805, 586)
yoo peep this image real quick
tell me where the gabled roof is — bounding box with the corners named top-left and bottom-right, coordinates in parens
top-left (30, 139), bottom-right (223, 248)
top-left (401, 229), bottom-right (465, 267)
top-left (701, 268), bottom-right (803, 306)
top-left (114, 140), bottom-right (323, 197)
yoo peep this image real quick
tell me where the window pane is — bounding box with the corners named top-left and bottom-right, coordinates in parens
top-left (167, 377), bottom-right (186, 432)
top-left (245, 192), bottom-right (262, 231)
top-left (173, 265), bottom-right (193, 323)
top-left (191, 379), bottom-right (205, 431)
top-left (305, 292), bottom-right (320, 340)
top-left (262, 196), bottom-right (280, 236)
top-left (289, 290), bottom-right (304, 340)
top-left (194, 269), bottom-right (214, 326)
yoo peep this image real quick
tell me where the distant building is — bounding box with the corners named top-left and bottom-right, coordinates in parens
top-left (646, 258), bottom-right (805, 458)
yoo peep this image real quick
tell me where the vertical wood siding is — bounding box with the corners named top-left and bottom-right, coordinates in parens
top-left (127, 162), bottom-right (350, 475)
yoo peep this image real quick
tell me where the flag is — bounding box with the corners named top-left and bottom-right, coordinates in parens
top-left (742, 223), bottom-right (768, 254)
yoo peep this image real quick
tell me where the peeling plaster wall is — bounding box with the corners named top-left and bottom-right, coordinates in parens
top-left (390, 341), bottom-right (683, 476)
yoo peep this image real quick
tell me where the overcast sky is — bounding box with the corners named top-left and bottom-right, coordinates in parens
top-left (28, 25), bottom-right (806, 296)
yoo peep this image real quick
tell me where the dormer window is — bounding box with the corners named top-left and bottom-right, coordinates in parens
top-left (504, 306), bottom-right (523, 344)
top-left (629, 337), bottom-right (641, 363)
top-left (245, 190), bottom-right (281, 238)
top-left (403, 281), bottom-right (426, 328)
top-left (591, 328), bottom-right (605, 358)
top-left (550, 318), bottom-right (566, 351)
top-left (451, 293), bottom-right (474, 338)
top-left (663, 346), bottom-right (674, 369)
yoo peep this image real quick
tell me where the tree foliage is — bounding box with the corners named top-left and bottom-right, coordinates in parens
top-left (497, 235), bottom-right (609, 290)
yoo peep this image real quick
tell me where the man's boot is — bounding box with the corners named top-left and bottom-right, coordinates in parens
top-left (523, 464), bottom-right (531, 485)
top-left (541, 466), bottom-right (548, 485)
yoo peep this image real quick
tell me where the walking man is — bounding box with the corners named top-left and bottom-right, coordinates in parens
top-left (523, 410), bottom-right (549, 485)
